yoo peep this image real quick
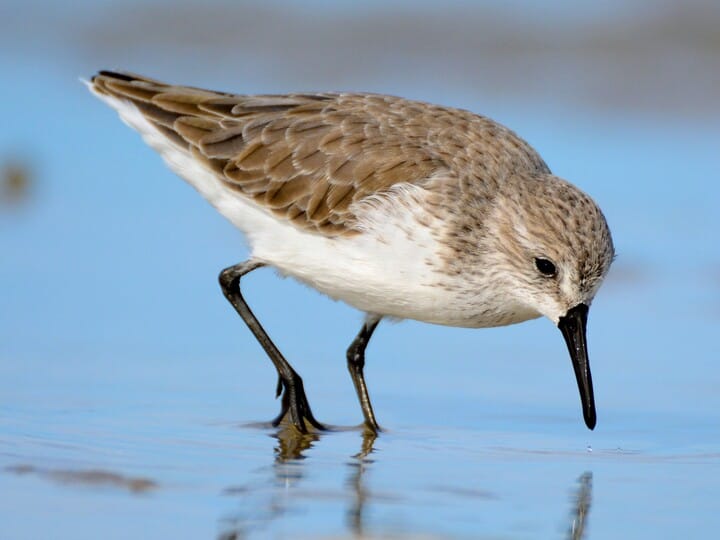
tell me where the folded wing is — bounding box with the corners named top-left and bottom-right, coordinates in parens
top-left (91, 71), bottom-right (448, 237)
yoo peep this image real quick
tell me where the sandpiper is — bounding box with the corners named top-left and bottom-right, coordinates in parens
top-left (88, 71), bottom-right (614, 434)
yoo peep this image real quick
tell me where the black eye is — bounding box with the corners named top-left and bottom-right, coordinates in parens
top-left (535, 258), bottom-right (556, 277)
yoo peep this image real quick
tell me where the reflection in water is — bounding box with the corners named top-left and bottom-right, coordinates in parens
top-left (220, 426), bottom-right (376, 540)
top-left (273, 424), bottom-right (320, 463)
top-left (220, 428), bottom-right (594, 539)
top-left (346, 430), bottom-right (377, 536)
top-left (567, 472), bottom-right (593, 540)
top-left (220, 426), bottom-right (319, 539)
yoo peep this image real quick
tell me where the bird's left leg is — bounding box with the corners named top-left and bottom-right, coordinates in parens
top-left (219, 260), bottom-right (324, 433)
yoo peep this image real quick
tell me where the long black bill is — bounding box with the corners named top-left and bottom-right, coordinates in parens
top-left (558, 303), bottom-right (596, 430)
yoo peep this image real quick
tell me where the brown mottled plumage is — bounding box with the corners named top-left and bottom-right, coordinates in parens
top-left (88, 71), bottom-right (614, 433)
top-left (91, 71), bottom-right (548, 237)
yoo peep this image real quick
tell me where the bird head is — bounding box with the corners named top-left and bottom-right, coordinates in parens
top-left (487, 173), bottom-right (614, 429)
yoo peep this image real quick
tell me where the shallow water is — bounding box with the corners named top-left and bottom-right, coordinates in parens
top-left (2, 2), bottom-right (720, 538)
top-left (3, 376), bottom-right (719, 539)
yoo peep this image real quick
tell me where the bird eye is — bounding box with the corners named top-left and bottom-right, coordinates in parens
top-left (534, 257), bottom-right (557, 277)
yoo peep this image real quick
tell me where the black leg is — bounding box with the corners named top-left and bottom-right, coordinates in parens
top-left (346, 315), bottom-right (382, 433)
top-left (219, 260), bottom-right (324, 433)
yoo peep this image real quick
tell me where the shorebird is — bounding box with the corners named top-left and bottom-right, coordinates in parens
top-left (88, 71), bottom-right (614, 434)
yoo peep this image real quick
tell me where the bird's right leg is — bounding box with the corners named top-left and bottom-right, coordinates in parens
top-left (218, 260), bottom-right (324, 433)
top-left (346, 315), bottom-right (382, 433)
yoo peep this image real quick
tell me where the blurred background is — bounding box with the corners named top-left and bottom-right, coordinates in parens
top-left (1, 1), bottom-right (719, 539)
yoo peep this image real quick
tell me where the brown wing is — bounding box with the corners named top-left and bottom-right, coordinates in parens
top-left (91, 71), bottom-right (449, 236)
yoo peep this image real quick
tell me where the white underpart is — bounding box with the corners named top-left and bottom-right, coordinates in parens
top-left (90, 88), bottom-right (470, 324)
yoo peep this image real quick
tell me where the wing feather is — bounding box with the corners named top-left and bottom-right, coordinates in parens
top-left (90, 71), bottom-right (549, 237)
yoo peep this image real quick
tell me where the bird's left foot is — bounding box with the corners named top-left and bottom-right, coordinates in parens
top-left (271, 373), bottom-right (326, 433)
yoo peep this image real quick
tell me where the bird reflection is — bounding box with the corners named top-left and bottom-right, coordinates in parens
top-left (346, 429), bottom-right (377, 536)
top-left (273, 424), bottom-right (320, 462)
top-left (220, 428), bottom-right (594, 540)
top-left (567, 471), bottom-right (593, 540)
top-left (271, 424), bottom-right (320, 495)
top-left (219, 425), bottom-right (377, 540)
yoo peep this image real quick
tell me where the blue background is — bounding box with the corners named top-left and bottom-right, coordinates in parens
top-left (1, 1), bottom-right (719, 538)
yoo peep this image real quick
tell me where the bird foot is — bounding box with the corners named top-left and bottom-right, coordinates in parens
top-left (271, 374), bottom-right (326, 433)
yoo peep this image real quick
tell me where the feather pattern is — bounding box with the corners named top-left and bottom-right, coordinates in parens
top-left (90, 71), bottom-right (548, 237)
